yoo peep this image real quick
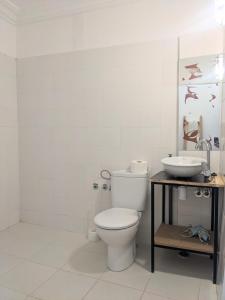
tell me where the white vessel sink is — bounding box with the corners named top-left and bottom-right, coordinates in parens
top-left (161, 156), bottom-right (207, 178)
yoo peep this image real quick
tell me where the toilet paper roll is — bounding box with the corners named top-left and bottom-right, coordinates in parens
top-left (88, 229), bottom-right (100, 242)
top-left (130, 160), bottom-right (148, 173)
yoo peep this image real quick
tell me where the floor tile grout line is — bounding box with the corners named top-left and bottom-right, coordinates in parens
top-left (26, 267), bottom-right (59, 298)
top-left (0, 241), bottom-right (86, 272)
top-left (139, 276), bottom-right (153, 300)
top-left (100, 277), bottom-right (148, 292)
top-left (81, 277), bottom-right (100, 299)
top-left (60, 269), bottom-right (101, 280)
top-left (5, 221), bottom-right (87, 236)
top-left (197, 279), bottom-right (202, 300)
top-left (0, 260), bottom-right (28, 281)
top-left (81, 277), bottom-right (146, 300)
top-left (0, 253), bottom-right (60, 278)
top-left (0, 284), bottom-right (28, 299)
top-left (19, 256), bottom-right (62, 270)
top-left (58, 263), bottom-right (105, 280)
top-left (0, 281), bottom-right (30, 297)
top-left (0, 264), bottom-right (58, 297)
top-left (0, 243), bottom-right (52, 262)
top-left (0, 259), bottom-right (27, 278)
top-left (27, 267), bottom-right (102, 299)
top-left (141, 276), bottom-right (203, 300)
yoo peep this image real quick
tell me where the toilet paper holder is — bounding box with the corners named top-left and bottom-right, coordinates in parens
top-left (100, 169), bottom-right (111, 180)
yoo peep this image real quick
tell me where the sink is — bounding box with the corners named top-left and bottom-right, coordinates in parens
top-left (161, 156), bottom-right (207, 178)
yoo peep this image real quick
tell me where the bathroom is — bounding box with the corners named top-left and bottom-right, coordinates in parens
top-left (0, 0), bottom-right (225, 299)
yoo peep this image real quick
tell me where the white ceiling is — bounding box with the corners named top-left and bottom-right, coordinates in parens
top-left (1, 0), bottom-right (134, 24)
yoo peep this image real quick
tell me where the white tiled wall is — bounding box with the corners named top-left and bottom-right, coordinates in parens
top-left (17, 39), bottom-right (178, 234)
top-left (0, 52), bottom-right (20, 230)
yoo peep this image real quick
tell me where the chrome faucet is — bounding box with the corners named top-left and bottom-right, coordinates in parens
top-left (195, 138), bottom-right (212, 175)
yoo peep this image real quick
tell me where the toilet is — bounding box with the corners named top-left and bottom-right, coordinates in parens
top-left (94, 170), bottom-right (148, 271)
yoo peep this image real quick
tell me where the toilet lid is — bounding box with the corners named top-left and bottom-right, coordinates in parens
top-left (94, 208), bottom-right (139, 230)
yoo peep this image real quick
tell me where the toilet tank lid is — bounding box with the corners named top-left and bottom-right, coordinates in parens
top-left (112, 170), bottom-right (148, 178)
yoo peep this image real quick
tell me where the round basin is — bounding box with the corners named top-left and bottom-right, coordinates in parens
top-left (161, 156), bottom-right (207, 178)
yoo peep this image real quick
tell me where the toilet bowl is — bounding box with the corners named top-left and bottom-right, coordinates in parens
top-left (94, 169), bottom-right (148, 271)
top-left (95, 207), bottom-right (140, 271)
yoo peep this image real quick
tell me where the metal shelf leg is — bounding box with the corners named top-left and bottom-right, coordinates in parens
top-left (151, 182), bottom-right (155, 273)
top-left (162, 185), bottom-right (165, 223)
top-left (169, 186), bottom-right (173, 225)
top-left (213, 188), bottom-right (219, 284)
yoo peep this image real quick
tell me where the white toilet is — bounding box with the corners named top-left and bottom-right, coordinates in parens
top-left (94, 170), bottom-right (148, 271)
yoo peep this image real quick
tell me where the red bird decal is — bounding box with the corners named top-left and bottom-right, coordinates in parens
top-left (185, 63), bottom-right (203, 80)
top-left (185, 87), bottom-right (199, 104)
top-left (209, 94), bottom-right (216, 108)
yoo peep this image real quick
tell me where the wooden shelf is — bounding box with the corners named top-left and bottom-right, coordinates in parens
top-left (154, 224), bottom-right (213, 254)
top-left (150, 171), bottom-right (225, 188)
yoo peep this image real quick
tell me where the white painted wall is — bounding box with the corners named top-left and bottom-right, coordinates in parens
top-left (0, 18), bottom-right (16, 57)
top-left (180, 28), bottom-right (223, 59)
top-left (17, 0), bottom-right (218, 58)
top-left (0, 16), bottom-right (19, 229)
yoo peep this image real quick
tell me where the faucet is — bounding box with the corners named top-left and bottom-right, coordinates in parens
top-left (195, 138), bottom-right (212, 175)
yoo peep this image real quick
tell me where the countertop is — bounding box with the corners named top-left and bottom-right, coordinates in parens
top-left (150, 171), bottom-right (225, 188)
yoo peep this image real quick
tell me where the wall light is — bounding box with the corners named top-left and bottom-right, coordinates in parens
top-left (215, 0), bottom-right (225, 25)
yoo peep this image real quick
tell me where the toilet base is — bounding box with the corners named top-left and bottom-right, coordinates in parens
top-left (108, 241), bottom-right (135, 271)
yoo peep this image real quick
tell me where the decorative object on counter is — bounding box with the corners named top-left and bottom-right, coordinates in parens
top-left (195, 138), bottom-right (212, 175)
top-left (214, 137), bottom-right (220, 148)
top-left (200, 161), bottom-right (212, 178)
top-left (183, 115), bottom-right (202, 150)
top-left (130, 160), bottom-right (148, 173)
top-left (182, 225), bottom-right (210, 243)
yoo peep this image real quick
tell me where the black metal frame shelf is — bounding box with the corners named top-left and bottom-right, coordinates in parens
top-left (150, 171), bottom-right (223, 284)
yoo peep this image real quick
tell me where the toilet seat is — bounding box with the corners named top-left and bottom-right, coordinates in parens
top-left (94, 208), bottom-right (139, 230)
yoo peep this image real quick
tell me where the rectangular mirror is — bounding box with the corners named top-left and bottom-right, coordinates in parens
top-left (178, 53), bottom-right (223, 151)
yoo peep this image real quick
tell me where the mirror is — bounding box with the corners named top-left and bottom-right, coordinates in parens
top-left (178, 53), bottom-right (223, 151)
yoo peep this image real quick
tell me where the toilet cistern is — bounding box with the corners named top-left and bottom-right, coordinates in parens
top-left (94, 168), bottom-right (148, 272)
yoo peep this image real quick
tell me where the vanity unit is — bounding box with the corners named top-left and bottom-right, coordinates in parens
top-left (150, 171), bottom-right (225, 284)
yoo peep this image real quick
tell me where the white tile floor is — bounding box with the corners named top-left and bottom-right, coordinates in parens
top-left (0, 222), bottom-right (217, 300)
